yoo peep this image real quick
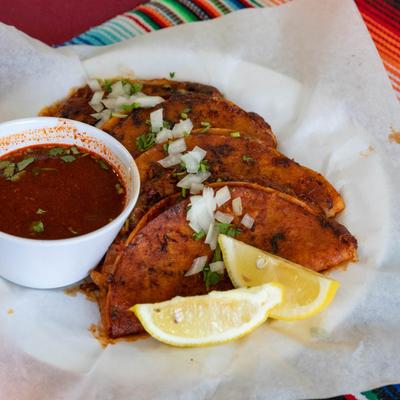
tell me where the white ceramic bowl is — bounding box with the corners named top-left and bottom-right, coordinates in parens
top-left (0, 117), bottom-right (140, 289)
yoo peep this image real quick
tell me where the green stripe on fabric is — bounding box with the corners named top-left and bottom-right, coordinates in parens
top-left (361, 391), bottom-right (380, 400)
top-left (248, 0), bottom-right (264, 7)
top-left (157, 0), bottom-right (198, 21)
top-left (133, 10), bottom-right (162, 30)
top-left (208, 0), bottom-right (231, 14)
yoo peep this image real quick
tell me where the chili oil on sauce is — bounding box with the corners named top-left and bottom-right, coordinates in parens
top-left (0, 144), bottom-right (126, 239)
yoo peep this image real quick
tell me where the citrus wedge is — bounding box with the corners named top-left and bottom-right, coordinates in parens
top-left (218, 234), bottom-right (339, 320)
top-left (131, 283), bottom-right (282, 347)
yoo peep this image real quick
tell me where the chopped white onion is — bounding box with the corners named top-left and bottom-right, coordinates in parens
top-left (102, 98), bottom-right (117, 110)
top-left (189, 221), bottom-right (202, 233)
top-left (123, 83), bottom-right (131, 95)
top-left (232, 197), bottom-right (243, 216)
top-left (90, 112), bottom-right (103, 120)
top-left (202, 186), bottom-right (217, 213)
top-left (90, 103), bottom-right (104, 113)
top-left (111, 112), bottom-right (128, 118)
top-left (135, 96), bottom-right (164, 108)
top-left (177, 171), bottom-right (211, 188)
top-left (209, 261), bottom-right (225, 273)
top-left (90, 91), bottom-right (104, 105)
top-left (168, 138), bottom-right (187, 155)
top-left (187, 188), bottom-right (215, 233)
top-left (180, 146), bottom-right (207, 173)
top-left (215, 186), bottom-right (231, 207)
top-left (150, 108), bottom-right (163, 133)
top-left (116, 96), bottom-right (130, 107)
top-left (184, 256), bottom-right (208, 277)
top-left (155, 128), bottom-right (172, 144)
top-left (171, 119), bottom-right (193, 138)
top-left (94, 109), bottom-right (111, 128)
top-left (190, 182), bottom-right (204, 194)
top-left (180, 153), bottom-right (198, 173)
top-left (109, 81), bottom-right (124, 98)
top-left (191, 146), bottom-right (207, 160)
top-left (87, 79), bottom-right (102, 92)
top-left (204, 223), bottom-right (219, 250)
top-left (157, 154), bottom-right (182, 168)
top-left (215, 211), bottom-right (234, 224)
top-left (241, 213), bottom-right (255, 229)
top-left (128, 93), bottom-right (140, 103)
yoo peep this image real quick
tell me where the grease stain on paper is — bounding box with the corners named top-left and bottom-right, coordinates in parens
top-left (388, 128), bottom-right (400, 144)
top-left (360, 145), bottom-right (374, 157)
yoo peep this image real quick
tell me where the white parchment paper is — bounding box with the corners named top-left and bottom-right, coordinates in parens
top-left (1, 0), bottom-right (400, 399)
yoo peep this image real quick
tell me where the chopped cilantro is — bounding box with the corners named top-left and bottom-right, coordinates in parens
top-left (115, 183), bottom-right (124, 195)
top-left (212, 245), bottom-right (223, 263)
top-left (122, 102), bottom-right (140, 112)
top-left (180, 112), bottom-right (188, 120)
top-left (60, 155), bottom-right (76, 163)
top-left (230, 131), bottom-right (241, 137)
top-left (200, 121), bottom-right (211, 133)
top-left (172, 171), bottom-right (186, 177)
top-left (97, 159), bottom-right (109, 171)
top-left (163, 143), bottom-right (169, 155)
top-left (70, 146), bottom-right (80, 155)
top-left (48, 148), bottom-right (65, 157)
top-left (203, 265), bottom-right (221, 290)
top-left (9, 171), bottom-right (26, 182)
top-left (193, 230), bottom-right (206, 240)
top-left (163, 120), bottom-right (172, 129)
top-left (169, 72), bottom-right (176, 79)
top-left (0, 160), bottom-right (11, 170)
top-left (198, 159), bottom-right (209, 172)
top-left (17, 157), bottom-right (35, 171)
top-left (36, 208), bottom-right (46, 215)
top-left (181, 187), bottom-right (187, 198)
top-left (136, 131), bottom-right (156, 152)
top-left (242, 155), bottom-right (253, 163)
top-left (3, 163), bottom-right (15, 179)
top-left (216, 223), bottom-right (241, 237)
top-left (103, 79), bottom-right (113, 92)
top-left (31, 220), bottom-right (44, 233)
top-left (130, 82), bottom-right (143, 94)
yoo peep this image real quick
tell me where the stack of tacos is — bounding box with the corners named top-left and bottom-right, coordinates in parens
top-left (43, 79), bottom-right (357, 339)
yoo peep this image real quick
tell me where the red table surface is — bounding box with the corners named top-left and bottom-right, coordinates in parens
top-left (0, 0), bottom-right (145, 45)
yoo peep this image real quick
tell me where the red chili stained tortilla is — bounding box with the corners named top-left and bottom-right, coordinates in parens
top-left (92, 182), bottom-right (357, 339)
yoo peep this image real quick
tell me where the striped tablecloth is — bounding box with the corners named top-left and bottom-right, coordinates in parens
top-left (65, 0), bottom-right (400, 101)
top-left (65, 1), bottom-right (400, 399)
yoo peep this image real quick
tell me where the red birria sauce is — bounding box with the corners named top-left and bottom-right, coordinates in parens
top-left (0, 144), bottom-right (126, 240)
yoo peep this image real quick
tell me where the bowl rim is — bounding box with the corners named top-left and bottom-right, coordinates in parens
top-left (0, 116), bottom-right (140, 247)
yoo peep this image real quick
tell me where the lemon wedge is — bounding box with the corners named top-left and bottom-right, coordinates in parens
top-left (218, 234), bottom-right (339, 320)
top-left (131, 284), bottom-right (282, 347)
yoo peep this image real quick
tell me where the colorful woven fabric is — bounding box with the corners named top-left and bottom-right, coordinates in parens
top-left (64, 1), bottom-right (400, 398)
top-left (65, 0), bottom-right (400, 100)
